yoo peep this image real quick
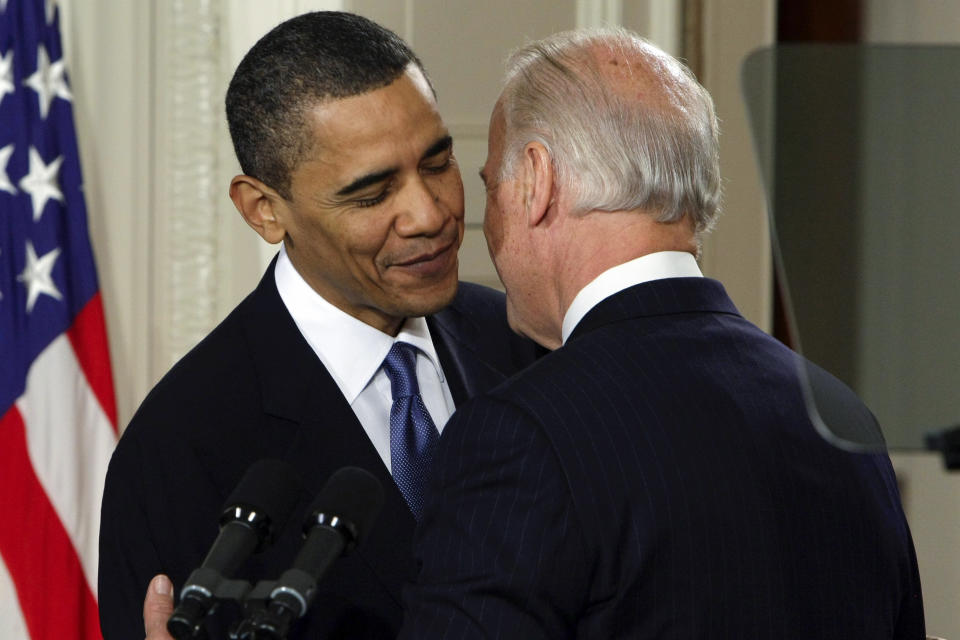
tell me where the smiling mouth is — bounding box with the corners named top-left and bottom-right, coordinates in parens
top-left (394, 242), bottom-right (455, 267)
top-left (388, 240), bottom-right (459, 279)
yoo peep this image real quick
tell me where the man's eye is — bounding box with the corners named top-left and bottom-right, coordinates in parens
top-left (422, 155), bottom-right (453, 175)
top-left (355, 191), bottom-right (390, 208)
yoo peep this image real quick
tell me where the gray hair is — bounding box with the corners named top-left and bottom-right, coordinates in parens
top-left (498, 28), bottom-right (721, 234)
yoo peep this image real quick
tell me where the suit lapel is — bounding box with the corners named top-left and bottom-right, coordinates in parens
top-left (428, 299), bottom-right (519, 405)
top-left (238, 259), bottom-right (416, 606)
top-left (428, 314), bottom-right (475, 405)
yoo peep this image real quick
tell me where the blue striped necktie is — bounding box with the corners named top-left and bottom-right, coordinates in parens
top-left (382, 341), bottom-right (439, 520)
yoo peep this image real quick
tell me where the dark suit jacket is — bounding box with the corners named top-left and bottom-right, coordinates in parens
top-left (97, 259), bottom-right (538, 640)
top-left (401, 277), bottom-right (924, 639)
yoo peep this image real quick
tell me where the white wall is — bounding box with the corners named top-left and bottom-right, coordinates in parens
top-left (865, 0), bottom-right (960, 43)
top-left (699, 0), bottom-right (774, 330)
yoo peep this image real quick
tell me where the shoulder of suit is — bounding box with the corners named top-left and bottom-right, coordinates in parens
top-left (121, 283), bottom-right (273, 444)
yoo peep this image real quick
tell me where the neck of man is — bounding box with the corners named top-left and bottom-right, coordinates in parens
top-left (549, 208), bottom-right (697, 329)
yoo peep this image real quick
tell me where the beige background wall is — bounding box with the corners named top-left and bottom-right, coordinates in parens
top-left (55, 0), bottom-right (956, 636)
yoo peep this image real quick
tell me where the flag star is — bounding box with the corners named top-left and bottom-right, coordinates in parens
top-left (23, 45), bottom-right (72, 119)
top-left (45, 0), bottom-right (58, 24)
top-left (0, 49), bottom-right (13, 107)
top-left (0, 0), bottom-right (7, 13)
top-left (19, 147), bottom-right (64, 221)
top-left (0, 144), bottom-right (15, 195)
top-left (17, 240), bottom-right (63, 313)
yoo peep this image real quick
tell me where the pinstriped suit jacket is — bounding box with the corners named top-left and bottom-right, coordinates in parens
top-left (401, 277), bottom-right (924, 639)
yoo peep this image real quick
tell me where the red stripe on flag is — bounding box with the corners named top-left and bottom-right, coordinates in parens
top-left (0, 407), bottom-right (104, 640)
top-left (66, 293), bottom-right (118, 431)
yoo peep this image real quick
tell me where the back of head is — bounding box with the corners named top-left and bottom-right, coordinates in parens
top-left (499, 28), bottom-right (721, 234)
top-left (225, 11), bottom-right (427, 198)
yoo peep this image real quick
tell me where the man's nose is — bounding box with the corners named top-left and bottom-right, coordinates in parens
top-left (394, 176), bottom-right (448, 237)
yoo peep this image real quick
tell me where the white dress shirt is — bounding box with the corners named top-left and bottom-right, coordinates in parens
top-left (274, 245), bottom-right (456, 472)
top-left (561, 251), bottom-right (703, 344)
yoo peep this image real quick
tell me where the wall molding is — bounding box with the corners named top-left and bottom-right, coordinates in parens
top-left (152, 0), bottom-right (223, 373)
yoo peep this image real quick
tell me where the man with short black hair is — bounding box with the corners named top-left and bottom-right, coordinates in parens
top-left (99, 12), bottom-right (537, 640)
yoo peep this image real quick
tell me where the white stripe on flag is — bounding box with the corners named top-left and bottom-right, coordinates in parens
top-left (15, 333), bottom-right (116, 598)
top-left (0, 557), bottom-right (31, 639)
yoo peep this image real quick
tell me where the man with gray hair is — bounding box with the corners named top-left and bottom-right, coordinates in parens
top-left (398, 28), bottom-right (924, 638)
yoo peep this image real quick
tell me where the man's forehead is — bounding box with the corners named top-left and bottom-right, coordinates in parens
top-left (481, 102), bottom-right (507, 178)
top-left (403, 64), bottom-right (435, 100)
top-left (309, 65), bottom-right (435, 120)
top-left (299, 79), bottom-right (441, 150)
top-left (308, 72), bottom-right (441, 142)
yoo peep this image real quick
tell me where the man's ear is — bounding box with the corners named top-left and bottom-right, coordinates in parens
top-left (519, 141), bottom-right (555, 227)
top-left (229, 175), bottom-right (286, 244)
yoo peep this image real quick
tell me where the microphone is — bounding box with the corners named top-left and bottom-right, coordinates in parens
top-left (167, 459), bottom-right (303, 639)
top-left (244, 466), bottom-right (384, 639)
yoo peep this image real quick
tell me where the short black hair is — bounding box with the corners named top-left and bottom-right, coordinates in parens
top-left (225, 11), bottom-right (428, 198)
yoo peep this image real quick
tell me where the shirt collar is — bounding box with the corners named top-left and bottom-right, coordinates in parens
top-left (561, 251), bottom-right (703, 344)
top-left (274, 244), bottom-right (445, 403)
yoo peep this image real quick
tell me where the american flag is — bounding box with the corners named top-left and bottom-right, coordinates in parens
top-left (0, 1), bottom-right (117, 639)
